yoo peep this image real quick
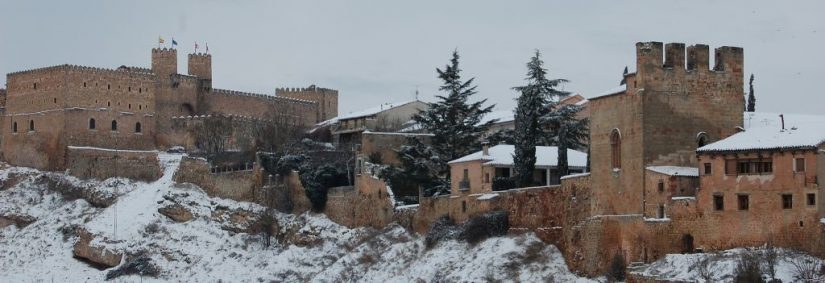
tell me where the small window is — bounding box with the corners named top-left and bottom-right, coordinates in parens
top-left (107, 84), bottom-right (111, 90)
top-left (795, 158), bottom-right (806, 172)
top-left (83, 82), bottom-right (87, 87)
top-left (738, 195), bottom-right (749, 210)
top-left (713, 195), bottom-right (724, 211)
top-left (704, 163), bottom-right (712, 175)
top-left (128, 104), bottom-right (131, 109)
top-left (658, 204), bottom-right (665, 218)
top-left (462, 201), bottom-right (467, 213)
top-left (29, 120), bottom-right (34, 131)
top-left (107, 102), bottom-right (111, 107)
top-left (610, 129), bottom-right (622, 169)
top-left (139, 88), bottom-right (142, 93)
top-left (782, 194), bottom-right (793, 209)
top-left (463, 169), bottom-right (469, 181)
top-left (53, 98), bottom-right (57, 103)
top-left (725, 160), bottom-right (737, 175)
top-left (12, 122), bottom-right (17, 133)
top-left (111, 120), bottom-right (117, 131)
top-left (807, 193), bottom-right (816, 206)
top-left (89, 119), bottom-right (96, 130)
top-left (135, 122), bottom-right (142, 133)
top-left (33, 83), bottom-right (37, 90)
top-left (139, 105), bottom-right (142, 110)
top-left (657, 180), bottom-right (664, 193)
top-left (128, 87), bottom-right (131, 92)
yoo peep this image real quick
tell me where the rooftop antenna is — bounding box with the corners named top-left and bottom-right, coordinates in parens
top-left (415, 86), bottom-right (419, 101)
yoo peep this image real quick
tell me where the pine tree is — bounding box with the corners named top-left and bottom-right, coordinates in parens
top-left (543, 104), bottom-right (589, 182)
top-left (747, 74), bottom-right (756, 112)
top-left (512, 50), bottom-right (570, 187)
top-left (411, 50), bottom-right (496, 194)
top-left (620, 66), bottom-right (629, 85)
top-left (380, 137), bottom-right (449, 197)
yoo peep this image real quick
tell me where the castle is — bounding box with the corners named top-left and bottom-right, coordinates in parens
top-left (0, 48), bottom-right (338, 171)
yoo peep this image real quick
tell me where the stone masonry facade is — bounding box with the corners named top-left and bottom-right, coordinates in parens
top-left (0, 47), bottom-right (338, 171)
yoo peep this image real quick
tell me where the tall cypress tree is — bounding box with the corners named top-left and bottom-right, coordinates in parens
top-left (512, 51), bottom-right (569, 187)
top-left (747, 74), bottom-right (756, 112)
top-left (543, 104), bottom-right (589, 182)
top-left (413, 50), bottom-right (496, 187)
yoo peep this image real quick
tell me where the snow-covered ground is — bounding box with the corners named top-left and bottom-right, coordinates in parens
top-left (629, 247), bottom-right (825, 282)
top-left (0, 153), bottom-right (595, 282)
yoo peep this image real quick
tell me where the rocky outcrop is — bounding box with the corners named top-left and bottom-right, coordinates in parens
top-left (73, 229), bottom-right (123, 268)
top-left (36, 175), bottom-right (116, 207)
top-left (158, 204), bottom-right (194, 222)
top-left (0, 214), bottom-right (36, 228)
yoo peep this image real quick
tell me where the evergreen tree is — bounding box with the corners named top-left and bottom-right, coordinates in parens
top-left (413, 50), bottom-right (496, 188)
top-left (747, 74), bottom-right (756, 112)
top-left (543, 104), bottom-right (589, 182)
top-left (380, 137), bottom-right (449, 197)
top-left (620, 66), bottom-right (629, 85)
top-left (512, 51), bottom-right (570, 187)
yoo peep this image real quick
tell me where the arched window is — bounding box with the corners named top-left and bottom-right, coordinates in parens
top-left (135, 122), bottom-right (142, 133)
top-left (89, 118), bottom-right (96, 130)
top-left (29, 120), bottom-right (34, 131)
top-left (12, 122), bottom-right (17, 133)
top-left (610, 129), bottom-right (622, 169)
top-left (697, 132), bottom-right (709, 147)
top-left (111, 120), bottom-right (118, 131)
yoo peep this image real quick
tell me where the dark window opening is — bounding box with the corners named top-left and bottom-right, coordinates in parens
top-left (33, 83), bottom-right (37, 90)
top-left (139, 88), bottom-right (142, 93)
top-left (53, 98), bottom-right (57, 104)
top-left (657, 180), bottom-right (664, 193)
top-left (799, 221), bottom-right (804, 227)
top-left (782, 194), bottom-right (793, 209)
top-left (135, 122), bottom-right (142, 133)
top-left (704, 163), bottom-right (712, 175)
top-left (735, 159), bottom-right (773, 175)
top-left (83, 82), bottom-right (87, 87)
top-left (111, 120), bottom-right (117, 131)
top-left (139, 105), bottom-right (142, 110)
top-left (12, 122), bottom-right (17, 133)
top-left (128, 104), bottom-right (131, 109)
top-left (128, 87), bottom-right (131, 92)
top-left (807, 193), bottom-right (816, 206)
top-left (107, 102), bottom-right (111, 107)
top-left (713, 195), bottom-right (724, 211)
top-left (658, 204), bottom-right (665, 218)
top-left (738, 195), bottom-right (749, 210)
top-left (28, 120), bottom-right (34, 131)
top-left (610, 129), bottom-right (621, 169)
top-left (107, 84), bottom-right (111, 90)
top-left (89, 119), bottom-right (96, 130)
top-left (462, 201), bottom-right (467, 213)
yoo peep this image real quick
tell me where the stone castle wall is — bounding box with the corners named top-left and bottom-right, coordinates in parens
top-left (65, 146), bottom-right (161, 182)
top-left (173, 156), bottom-right (259, 202)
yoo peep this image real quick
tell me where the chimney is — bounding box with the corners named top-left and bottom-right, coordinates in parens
top-left (482, 141), bottom-right (490, 156)
top-left (779, 114), bottom-right (785, 131)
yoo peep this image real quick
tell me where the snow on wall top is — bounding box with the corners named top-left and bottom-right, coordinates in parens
top-left (448, 144), bottom-right (588, 168)
top-left (336, 100), bottom-right (423, 121)
top-left (588, 84), bottom-right (626, 100)
top-left (698, 112), bottom-right (825, 153)
top-left (646, 166), bottom-right (699, 177)
top-left (480, 110), bottom-right (515, 125)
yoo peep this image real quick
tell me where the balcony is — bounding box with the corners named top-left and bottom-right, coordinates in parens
top-left (459, 180), bottom-right (470, 191)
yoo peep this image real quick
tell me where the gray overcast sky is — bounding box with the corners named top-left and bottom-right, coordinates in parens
top-left (1, 0), bottom-right (823, 115)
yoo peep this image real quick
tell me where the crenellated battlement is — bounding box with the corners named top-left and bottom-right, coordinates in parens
top-left (275, 85), bottom-right (337, 93)
top-left (8, 64), bottom-right (156, 79)
top-left (187, 53), bottom-right (211, 58)
top-left (636, 41), bottom-right (743, 74)
top-left (209, 88), bottom-right (314, 105)
top-left (187, 53), bottom-right (212, 79)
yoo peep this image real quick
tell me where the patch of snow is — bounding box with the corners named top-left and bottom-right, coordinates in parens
top-left (671, 196), bottom-right (696, 201)
top-left (646, 166), bottom-right (699, 177)
top-left (560, 172), bottom-right (590, 180)
top-left (699, 112), bottom-right (825, 152)
top-left (476, 193), bottom-right (500, 200)
top-left (448, 144), bottom-right (588, 168)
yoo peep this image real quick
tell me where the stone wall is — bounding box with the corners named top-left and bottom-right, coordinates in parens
top-left (173, 156), bottom-right (259, 202)
top-left (66, 146), bottom-right (161, 182)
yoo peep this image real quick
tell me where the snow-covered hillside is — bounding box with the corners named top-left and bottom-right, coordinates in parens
top-left (0, 153), bottom-right (595, 282)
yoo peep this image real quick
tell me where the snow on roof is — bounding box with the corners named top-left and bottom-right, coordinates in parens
top-left (448, 144), bottom-right (588, 168)
top-left (646, 166), bottom-right (699, 177)
top-left (698, 112), bottom-right (825, 153)
top-left (589, 84), bottom-right (626, 100)
top-left (336, 100), bottom-right (422, 121)
top-left (480, 110), bottom-right (515, 125)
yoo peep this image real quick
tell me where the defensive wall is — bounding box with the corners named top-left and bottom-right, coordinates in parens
top-left (65, 146), bottom-right (161, 182)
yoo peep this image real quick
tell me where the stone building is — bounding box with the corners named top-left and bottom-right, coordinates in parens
top-left (319, 100), bottom-right (429, 146)
top-left (0, 47), bottom-right (337, 171)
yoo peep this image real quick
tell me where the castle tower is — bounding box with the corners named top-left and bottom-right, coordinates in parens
top-left (587, 41), bottom-right (744, 216)
top-left (188, 53), bottom-right (212, 80)
top-left (276, 85), bottom-right (338, 123)
top-left (151, 48), bottom-right (178, 78)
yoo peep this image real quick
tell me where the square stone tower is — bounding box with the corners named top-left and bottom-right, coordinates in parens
top-left (587, 42), bottom-right (744, 216)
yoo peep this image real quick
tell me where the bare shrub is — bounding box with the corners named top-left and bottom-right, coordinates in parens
top-left (787, 251), bottom-right (823, 282)
top-left (459, 210), bottom-right (509, 245)
top-left (691, 253), bottom-right (717, 282)
top-left (521, 240), bottom-right (548, 265)
top-left (424, 215), bottom-right (458, 249)
top-left (762, 243), bottom-right (779, 280)
top-left (734, 251), bottom-right (764, 283)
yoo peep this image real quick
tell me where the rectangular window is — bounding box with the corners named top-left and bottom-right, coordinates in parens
top-left (738, 195), bottom-right (749, 210)
top-left (704, 163), bottom-right (712, 175)
top-left (657, 180), bottom-right (664, 193)
top-left (734, 159), bottom-right (773, 175)
top-left (782, 194), bottom-right (793, 209)
top-left (713, 195), bottom-right (724, 211)
top-left (795, 158), bottom-right (806, 172)
top-left (462, 169), bottom-right (469, 181)
top-left (807, 193), bottom-right (816, 206)
top-left (725, 160), bottom-right (737, 175)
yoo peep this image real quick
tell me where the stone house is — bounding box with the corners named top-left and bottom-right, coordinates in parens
top-left (447, 144), bottom-right (587, 195)
top-left (321, 100), bottom-right (429, 146)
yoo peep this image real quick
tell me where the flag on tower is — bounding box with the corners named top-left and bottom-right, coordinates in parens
top-left (195, 42), bottom-right (199, 53)
top-left (171, 38), bottom-right (178, 48)
top-left (205, 42), bottom-right (209, 54)
top-left (158, 36), bottom-right (165, 44)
